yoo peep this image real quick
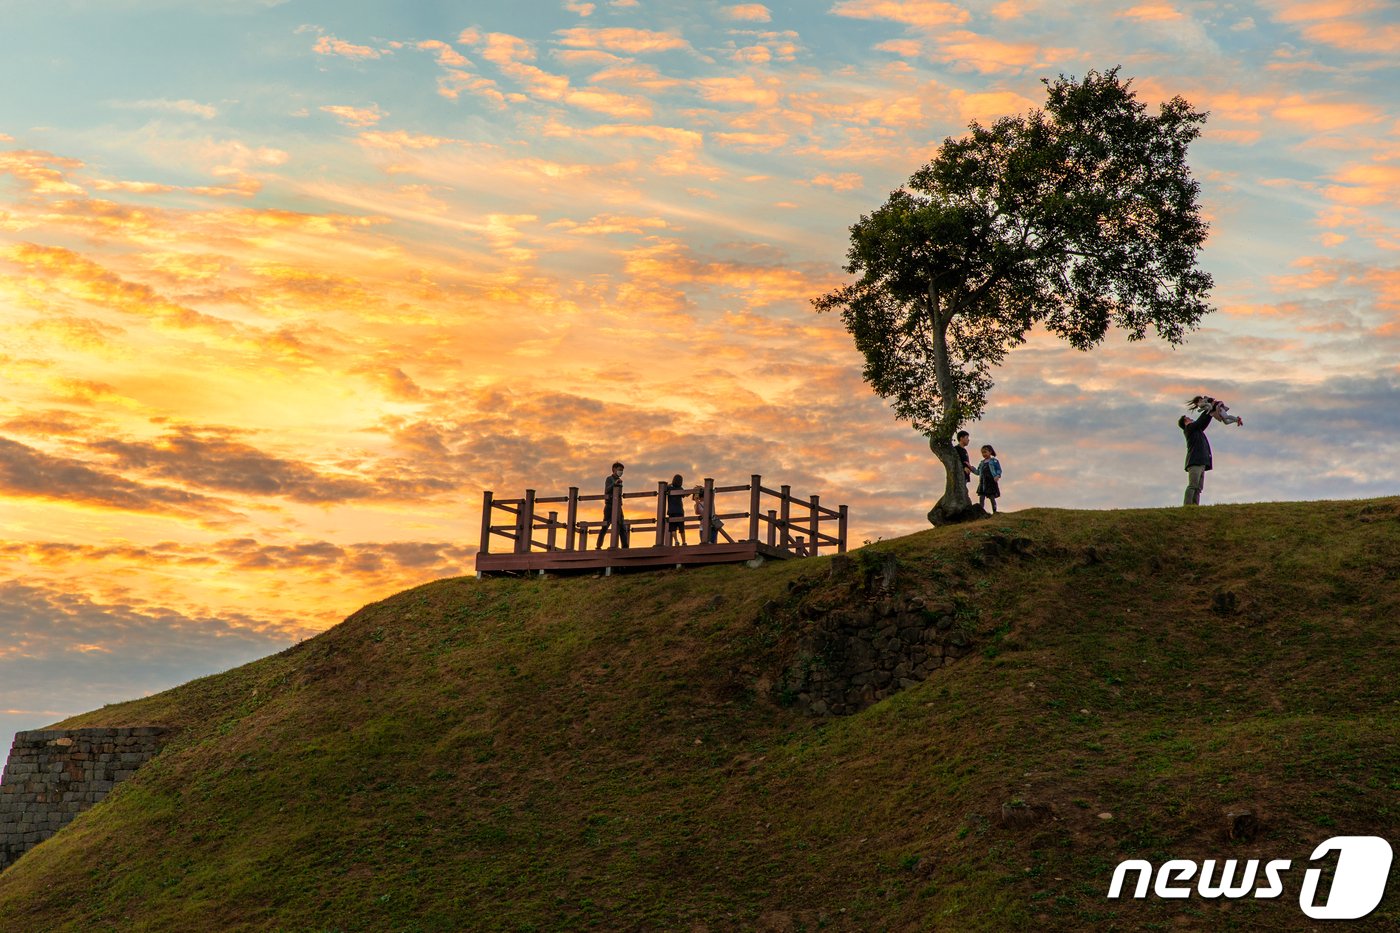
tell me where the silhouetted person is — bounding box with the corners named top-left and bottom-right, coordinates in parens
top-left (667, 474), bottom-right (688, 545)
top-left (1179, 408), bottom-right (1214, 506)
top-left (595, 461), bottom-right (629, 547)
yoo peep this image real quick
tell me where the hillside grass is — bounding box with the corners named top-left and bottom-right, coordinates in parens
top-left (2, 497), bottom-right (1399, 931)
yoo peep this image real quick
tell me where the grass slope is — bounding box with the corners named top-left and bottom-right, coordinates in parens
top-left (2, 498), bottom-right (1399, 931)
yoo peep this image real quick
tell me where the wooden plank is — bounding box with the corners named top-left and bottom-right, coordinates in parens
top-left (475, 540), bottom-right (796, 575)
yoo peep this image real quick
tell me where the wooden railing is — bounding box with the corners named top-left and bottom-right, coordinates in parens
top-left (479, 474), bottom-right (847, 558)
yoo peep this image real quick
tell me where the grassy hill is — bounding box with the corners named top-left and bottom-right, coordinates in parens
top-left (2, 498), bottom-right (1399, 931)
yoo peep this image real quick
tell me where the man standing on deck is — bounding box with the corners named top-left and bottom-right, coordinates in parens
top-left (1179, 405), bottom-right (1216, 506)
top-left (595, 461), bottom-right (630, 548)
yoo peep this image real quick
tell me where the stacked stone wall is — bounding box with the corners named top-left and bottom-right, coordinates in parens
top-left (0, 727), bottom-right (169, 871)
top-left (770, 552), bottom-right (980, 716)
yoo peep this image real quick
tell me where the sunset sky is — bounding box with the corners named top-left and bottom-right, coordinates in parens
top-left (3, 0), bottom-right (1398, 755)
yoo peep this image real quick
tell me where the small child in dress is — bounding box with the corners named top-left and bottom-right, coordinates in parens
top-left (973, 444), bottom-right (1002, 514)
top-left (1187, 395), bottom-right (1244, 427)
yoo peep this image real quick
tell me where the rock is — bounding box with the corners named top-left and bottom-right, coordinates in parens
top-left (1225, 810), bottom-right (1258, 842)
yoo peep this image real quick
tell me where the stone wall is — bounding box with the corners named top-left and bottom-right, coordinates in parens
top-left (772, 553), bottom-right (978, 716)
top-left (0, 727), bottom-right (170, 872)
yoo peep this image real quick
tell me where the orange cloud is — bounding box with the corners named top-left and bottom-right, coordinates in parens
top-left (723, 4), bottom-right (772, 21)
top-left (356, 130), bottom-right (459, 150)
top-left (320, 104), bottom-right (387, 128)
top-left (0, 150), bottom-right (86, 195)
top-left (830, 0), bottom-right (969, 28)
top-left (696, 75), bottom-right (783, 107)
top-left (1325, 162), bottom-right (1400, 207)
top-left (874, 39), bottom-right (923, 57)
top-left (416, 39), bottom-right (469, 67)
top-left (1272, 94), bottom-right (1384, 130)
top-left (1268, 0), bottom-right (1400, 53)
top-left (313, 35), bottom-right (384, 60)
top-left (933, 31), bottom-right (1067, 74)
top-left (1119, 2), bottom-right (1184, 20)
top-left (555, 27), bottom-right (690, 54)
top-left (808, 172), bottom-right (864, 191)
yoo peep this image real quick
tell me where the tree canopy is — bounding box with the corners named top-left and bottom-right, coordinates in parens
top-left (814, 67), bottom-right (1215, 522)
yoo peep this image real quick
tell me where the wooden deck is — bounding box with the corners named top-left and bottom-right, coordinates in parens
top-left (475, 540), bottom-right (794, 575)
top-left (475, 473), bottom-right (847, 577)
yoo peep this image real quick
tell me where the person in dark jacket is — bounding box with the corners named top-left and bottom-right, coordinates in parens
top-left (595, 461), bottom-right (630, 548)
top-left (666, 473), bottom-right (688, 545)
top-left (1179, 407), bottom-right (1215, 506)
top-left (955, 430), bottom-right (973, 489)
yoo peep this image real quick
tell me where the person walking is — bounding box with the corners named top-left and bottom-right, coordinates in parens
top-left (1179, 406), bottom-right (1215, 506)
top-left (595, 461), bottom-right (630, 548)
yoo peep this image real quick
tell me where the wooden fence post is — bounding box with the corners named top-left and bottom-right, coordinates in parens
top-left (838, 504), bottom-right (848, 554)
top-left (546, 511), bottom-right (559, 551)
top-left (702, 477), bottom-right (715, 546)
top-left (779, 484), bottom-right (791, 549)
top-left (655, 481), bottom-right (668, 547)
top-left (767, 509), bottom-right (777, 546)
top-left (566, 486), bottom-right (579, 551)
top-left (809, 494), bottom-right (820, 557)
top-left (519, 489), bottom-right (536, 554)
top-left (609, 482), bottom-right (622, 549)
top-left (748, 474), bottom-right (761, 542)
top-left (479, 490), bottom-right (494, 555)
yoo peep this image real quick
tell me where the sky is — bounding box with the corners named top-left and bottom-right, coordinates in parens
top-left (2, 0), bottom-right (1398, 757)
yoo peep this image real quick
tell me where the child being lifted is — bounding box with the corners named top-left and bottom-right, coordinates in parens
top-left (1187, 395), bottom-right (1244, 428)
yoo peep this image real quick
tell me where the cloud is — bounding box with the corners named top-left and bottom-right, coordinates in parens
top-left (320, 104), bottom-right (388, 128)
top-left (0, 437), bottom-right (235, 520)
top-left (1268, 0), bottom-right (1400, 54)
top-left (110, 98), bottom-right (219, 119)
top-left (0, 149), bottom-right (86, 195)
top-left (1118, 2), bottom-right (1183, 21)
top-left (829, 0), bottom-right (969, 29)
top-left (723, 4), bottom-right (772, 21)
top-left (87, 427), bottom-right (459, 504)
top-left (416, 39), bottom-right (469, 67)
top-left (930, 31), bottom-right (1069, 75)
top-left (312, 34), bottom-right (384, 60)
top-left (808, 172), bottom-right (864, 191)
top-left (554, 27), bottom-right (691, 54)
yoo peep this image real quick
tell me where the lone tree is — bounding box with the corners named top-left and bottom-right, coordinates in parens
top-left (814, 68), bottom-right (1214, 525)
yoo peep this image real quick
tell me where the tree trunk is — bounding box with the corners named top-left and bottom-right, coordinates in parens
top-left (928, 437), bottom-right (985, 526)
top-left (924, 279), bottom-right (983, 526)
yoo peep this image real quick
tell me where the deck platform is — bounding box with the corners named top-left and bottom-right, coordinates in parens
top-left (475, 474), bottom-right (847, 578)
top-left (475, 540), bottom-right (795, 576)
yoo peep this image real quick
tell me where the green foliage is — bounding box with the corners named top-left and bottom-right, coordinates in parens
top-left (814, 67), bottom-right (1213, 441)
